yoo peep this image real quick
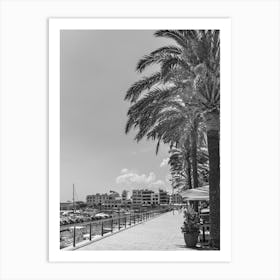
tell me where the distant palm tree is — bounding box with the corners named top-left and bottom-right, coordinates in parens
top-left (125, 30), bottom-right (220, 248)
top-left (169, 146), bottom-right (190, 190)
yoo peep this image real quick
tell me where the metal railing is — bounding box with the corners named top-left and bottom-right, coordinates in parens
top-left (60, 209), bottom-right (170, 249)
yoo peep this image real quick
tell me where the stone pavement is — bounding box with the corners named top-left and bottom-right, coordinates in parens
top-left (78, 210), bottom-right (189, 250)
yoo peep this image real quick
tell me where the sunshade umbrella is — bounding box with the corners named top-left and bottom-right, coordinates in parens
top-left (180, 185), bottom-right (209, 201)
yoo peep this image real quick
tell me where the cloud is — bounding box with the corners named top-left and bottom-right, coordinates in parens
top-left (160, 158), bottom-right (169, 168)
top-left (115, 169), bottom-right (167, 192)
top-left (116, 170), bottom-right (155, 185)
top-left (120, 168), bottom-right (129, 174)
top-left (150, 180), bottom-right (166, 189)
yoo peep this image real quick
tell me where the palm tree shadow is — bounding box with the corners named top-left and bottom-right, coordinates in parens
top-left (174, 244), bottom-right (217, 251)
top-left (174, 244), bottom-right (196, 250)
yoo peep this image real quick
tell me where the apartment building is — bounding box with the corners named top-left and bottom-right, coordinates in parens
top-left (131, 188), bottom-right (170, 206)
top-left (159, 189), bottom-right (170, 205)
top-left (86, 192), bottom-right (115, 205)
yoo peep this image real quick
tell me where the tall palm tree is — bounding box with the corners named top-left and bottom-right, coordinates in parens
top-left (186, 30), bottom-right (220, 249)
top-left (126, 87), bottom-right (202, 190)
top-left (125, 30), bottom-right (220, 248)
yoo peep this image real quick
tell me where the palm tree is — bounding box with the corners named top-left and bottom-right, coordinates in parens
top-left (125, 30), bottom-right (220, 248)
top-left (185, 30), bottom-right (220, 249)
top-left (126, 88), bottom-right (202, 190)
top-left (168, 134), bottom-right (208, 192)
top-left (126, 85), bottom-right (209, 215)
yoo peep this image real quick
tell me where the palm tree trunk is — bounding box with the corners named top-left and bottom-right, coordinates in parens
top-left (191, 120), bottom-right (199, 211)
top-left (191, 121), bottom-right (199, 189)
top-left (186, 150), bottom-right (192, 189)
top-left (205, 111), bottom-right (220, 249)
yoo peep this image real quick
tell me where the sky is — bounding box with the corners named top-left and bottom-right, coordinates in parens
top-left (60, 30), bottom-right (174, 202)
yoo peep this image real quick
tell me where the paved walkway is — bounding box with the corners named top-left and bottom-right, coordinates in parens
top-left (78, 211), bottom-right (189, 250)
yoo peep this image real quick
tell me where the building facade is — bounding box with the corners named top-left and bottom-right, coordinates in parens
top-left (131, 188), bottom-right (170, 206)
top-left (131, 189), bottom-right (142, 205)
top-left (151, 193), bottom-right (159, 205)
top-left (86, 192), bottom-right (117, 206)
top-left (86, 191), bottom-right (133, 209)
top-left (142, 189), bottom-right (154, 206)
top-left (121, 190), bottom-right (128, 201)
top-left (86, 188), bottom-right (171, 209)
top-left (158, 189), bottom-right (170, 205)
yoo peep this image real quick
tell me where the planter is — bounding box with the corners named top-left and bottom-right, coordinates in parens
top-left (183, 231), bottom-right (199, 248)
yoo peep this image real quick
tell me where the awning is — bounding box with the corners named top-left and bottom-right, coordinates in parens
top-left (180, 185), bottom-right (209, 201)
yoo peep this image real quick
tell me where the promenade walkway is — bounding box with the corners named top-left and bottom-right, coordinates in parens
top-left (78, 210), bottom-right (189, 250)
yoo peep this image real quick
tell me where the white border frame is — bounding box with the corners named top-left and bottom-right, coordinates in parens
top-left (49, 18), bottom-right (231, 262)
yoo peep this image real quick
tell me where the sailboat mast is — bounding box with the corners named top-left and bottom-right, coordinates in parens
top-left (73, 184), bottom-right (75, 213)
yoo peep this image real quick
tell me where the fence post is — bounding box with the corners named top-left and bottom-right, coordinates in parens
top-left (89, 223), bottom-right (92, 241)
top-left (101, 221), bottom-right (104, 236)
top-left (124, 216), bottom-right (126, 228)
top-left (73, 226), bottom-right (76, 247)
top-left (202, 226), bottom-right (206, 242)
top-left (129, 214), bottom-right (131, 226)
top-left (111, 219), bottom-right (113, 233)
top-left (118, 217), bottom-right (121, 230)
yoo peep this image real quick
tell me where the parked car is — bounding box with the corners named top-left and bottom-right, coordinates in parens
top-left (95, 213), bottom-right (110, 219)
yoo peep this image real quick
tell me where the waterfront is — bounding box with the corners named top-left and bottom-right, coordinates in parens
top-left (60, 208), bottom-right (171, 249)
top-left (78, 210), bottom-right (188, 251)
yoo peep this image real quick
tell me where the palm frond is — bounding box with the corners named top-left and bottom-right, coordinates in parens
top-left (125, 29), bottom-right (220, 161)
top-left (161, 57), bottom-right (190, 81)
top-left (154, 30), bottom-right (188, 49)
top-left (125, 72), bottom-right (162, 103)
top-left (136, 45), bottom-right (182, 73)
top-left (155, 138), bottom-right (161, 155)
